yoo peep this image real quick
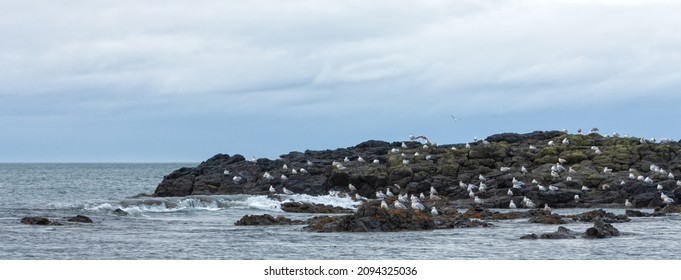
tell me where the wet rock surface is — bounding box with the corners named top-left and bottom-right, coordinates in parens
top-left (280, 202), bottom-right (354, 214)
top-left (234, 214), bottom-right (306, 226)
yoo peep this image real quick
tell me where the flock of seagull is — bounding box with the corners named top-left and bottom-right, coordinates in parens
top-left (221, 129), bottom-right (678, 216)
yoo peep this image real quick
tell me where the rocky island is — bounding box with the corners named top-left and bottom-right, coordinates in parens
top-left (152, 130), bottom-right (681, 235)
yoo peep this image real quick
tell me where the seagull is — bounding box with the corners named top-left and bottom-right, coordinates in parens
top-left (263, 172), bottom-right (274, 180)
top-left (569, 167), bottom-right (577, 174)
top-left (430, 186), bottom-right (438, 195)
top-left (357, 156), bottom-right (365, 163)
top-left (425, 155), bottom-right (432, 160)
top-left (430, 193), bottom-right (442, 200)
top-left (431, 207), bottom-right (439, 216)
top-left (620, 180), bottom-right (626, 186)
top-left (500, 167), bottom-right (511, 172)
top-left (574, 194), bottom-right (580, 201)
top-left (282, 164), bottom-right (288, 170)
top-left (233, 176), bottom-right (242, 183)
top-left (450, 114), bottom-right (459, 122)
top-left (348, 183), bottom-right (357, 192)
top-left (391, 148), bottom-right (400, 153)
top-left (280, 174), bottom-right (288, 180)
top-left (525, 198), bottom-right (536, 208)
top-left (629, 173), bottom-right (636, 180)
top-left (558, 158), bottom-right (567, 164)
top-left (223, 169), bottom-right (230, 175)
top-left (401, 142), bottom-right (408, 149)
top-left (543, 204), bottom-right (552, 213)
top-left (625, 199), bottom-right (633, 208)
top-left (548, 140), bottom-right (555, 146)
top-left (269, 185), bottom-right (276, 193)
top-left (637, 175), bottom-right (645, 181)
top-left (283, 187), bottom-right (294, 195)
top-left (532, 179), bottom-right (539, 184)
top-left (603, 167), bottom-right (613, 174)
top-left (549, 185), bottom-right (559, 191)
top-left (479, 182), bottom-right (487, 192)
top-left (657, 184), bottom-right (664, 190)
top-left (474, 196), bottom-right (483, 205)
top-left (386, 188), bottom-right (394, 197)
top-left (376, 191), bottom-right (387, 199)
top-left (394, 201), bottom-right (407, 209)
top-left (465, 143), bottom-right (471, 149)
top-left (669, 173), bottom-right (675, 180)
top-left (602, 184), bottom-right (611, 190)
top-left (512, 177), bottom-right (524, 186)
top-left (582, 186), bottom-right (590, 191)
top-left (299, 168), bottom-right (308, 174)
top-left (677, 180), bottom-right (681, 187)
top-left (459, 181), bottom-right (467, 188)
top-left (419, 192), bottom-right (426, 200)
top-left (398, 194), bottom-right (409, 203)
top-left (381, 200), bottom-right (389, 210)
top-left (355, 194), bottom-right (364, 201)
top-left (291, 169), bottom-right (298, 175)
top-left (469, 190), bottom-right (475, 198)
top-left (250, 157), bottom-right (257, 163)
top-left (521, 166), bottom-right (528, 173)
top-left (538, 185), bottom-right (547, 191)
top-left (344, 157), bottom-right (350, 162)
top-left (507, 189), bottom-right (514, 196)
top-left (412, 200), bottom-right (426, 211)
top-left (562, 138), bottom-right (570, 145)
top-left (372, 159), bottom-right (380, 164)
top-left (307, 160), bottom-right (314, 166)
top-left (479, 174), bottom-right (486, 181)
top-left (414, 152), bottom-right (420, 157)
top-left (402, 159), bottom-right (409, 165)
top-left (509, 200), bottom-right (517, 209)
top-left (551, 170), bottom-right (560, 178)
top-left (644, 177), bottom-right (654, 184)
top-left (566, 176), bottom-right (573, 182)
top-left (529, 145), bottom-right (537, 150)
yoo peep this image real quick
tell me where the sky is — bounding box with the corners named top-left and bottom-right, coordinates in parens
top-left (1, 0), bottom-right (680, 162)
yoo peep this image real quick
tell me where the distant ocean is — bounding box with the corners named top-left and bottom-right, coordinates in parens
top-left (1, 163), bottom-right (680, 260)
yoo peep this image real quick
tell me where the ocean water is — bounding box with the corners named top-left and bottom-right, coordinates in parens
top-left (1, 163), bottom-right (680, 260)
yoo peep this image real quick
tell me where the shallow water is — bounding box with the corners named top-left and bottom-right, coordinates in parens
top-left (1, 163), bottom-right (680, 260)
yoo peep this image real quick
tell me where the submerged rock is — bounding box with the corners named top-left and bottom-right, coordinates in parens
top-left (582, 220), bottom-right (620, 239)
top-left (20, 217), bottom-right (62, 226)
top-left (234, 214), bottom-right (306, 226)
top-left (66, 215), bottom-right (93, 223)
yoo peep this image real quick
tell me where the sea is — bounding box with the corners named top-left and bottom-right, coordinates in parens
top-left (1, 163), bottom-right (680, 260)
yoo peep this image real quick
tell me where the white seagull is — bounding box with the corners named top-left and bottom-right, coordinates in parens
top-left (372, 159), bottom-right (380, 164)
top-left (509, 200), bottom-right (517, 209)
top-left (430, 186), bottom-right (438, 195)
top-left (521, 166), bottom-right (528, 173)
top-left (283, 187), bottom-right (294, 195)
top-left (299, 168), bottom-right (308, 174)
top-left (574, 195), bottom-right (580, 201)
top-left (357, 156), bottom-right (365, 163)
top-left (280, 174), bottom-right (288, 180)
top-left (431, 207), bottom-right (439, 216)
top-left (381, 200), bottom-right (389, 210)
top-left (291, 169), bottom-right (298, 175)
top-left (232, 176), bottom-right (242, 183)
top-left (394, 201), bottom-right (407, 209)
top-left (582, 186), bottom-right (590, 191)
top-left (348, 183), bottom-right (357, 192)
top-left (543, 204), bottom-right (552, 213)
top-left (223, 169), bottom-right (230, 175)
top-left (507, 189), bottom-right (514, 196)
top-left (269, 185), bottom-right (276, 193)
top-left (474, 196), bottom-right (483, 205)
top-left (386, 188), bottom-right (394, 197)
top-left (625, 199), bottom-right (633, 208)
top-left (562, 138), bottom-right (570, 145)
top-left (307, 160), bottom-right (314, 166)
top-left (411, 200), bottom-right (426, 211)
top-left (282, 164), bottom-right (288, 170)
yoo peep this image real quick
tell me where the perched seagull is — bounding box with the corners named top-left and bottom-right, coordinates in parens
top-left (398, 194), bottom-right (409, 203)
top-left (469, 190), bottom-right (475, 198)
top-left (677, 180), bottom-right (681, 187)
top-left (269, 185), bottom-right (276, 194)
top-left (250, 157), bottom-right (257, 163)
top-left (601, 184), bottom-right (611, 190)
top-left (232, 176), bottom-right (242, 183)
top-left (401, 142), bottom-right (408, 149)
top-left (430, 193), bottom-right (442, 200)
top-left (558, 158), bottom-right (567, 164)
top-left (543, 204), bottom-right (552, 213)
top-left (391, 148), bottom-right (400, 153)
top-left (669, 173), bottom-right (675, 180)
top-left (574, 195), bottom-right (580, 201)
top-left (394, 201), bottom-right (407, 210)
top-left (569, 167), bottom-right (577, 174)
top-left (513, 183), bottom-right (523, 189)
top-left (625, 199), bottom-right (633, 208)
top-left (372, 159), bottom-right (380, 164)
top-left (549, 185), bottom-right (559, 191)
top-left (525, 199), bottom-right (536, 209)
top-left (291, 169), bottom-right (298, 175)
top-left (548, 140), bottom-right (555, 146)
top-left (637, 175), bottom-right (645, 182)
top-left (474, 196), bottom-right (483, 205)
top-left (411, 200), bottom-right (426, 211)
top-left (414, 152), bottom-right (420, 157)
top-left (307, 160), bottom-right (314, 166)
top-left (282, 164), bottom-right (288, 170)
top-left (629, 173), bottom-right (636, 180)
top-left (538, 185), bottom-right (547, 191)
top-left (521, 166), bottom-right (528, 174)
top-left (603, 167), bottom-right (613, 174)
top-left (419, 192), bottom-right (426, 200)
top-left (263, 172), bottom-right (274, 180)
top-left (582, 186), bottom-right (590, 191)
top-left (459, 181), bottom-right (467, 188)
top-left (381, 200), bottom-right (389, 210)
top-left (283, 187), bottom-right (294, 195)
top-left (348, 184), bottom-right (357, 192)
top-left (644, 177), bottom-right (654, 184)
top-left (562, 138), bottom-right (570, 145)
top-left (551, 170), bottom-right (560, 178)
top-left (479, 182), bottom-right (487, 192)
top-left (566, 176), bottom-right (573, 182)
top-left (386, 188), bottom-right (394, 197)
top-left (376, 191), bottom-right (387, 199)
top-left (657, 184), bottom-right (664, 190)
top-left (507, 189), bottom-right (514, 196)
top-left (529, 145), bottom-right (537, 150)
top-left (509, 200), bottom-right (517, 209)
top-left (344, 157), bottom-right (350, 163)
top-left (620, 180), bottom-right (626, 186)
top-left (223, 169), bottom-right (230, 175)
top-left (430, 186), bottom-right (438, 195)
top-left (425, 155), bottom-right (433, 160)
top-left (423, 145), bottom-right (429, 149)
top-left (280, 174), bottom-right (288, 180)
top-left (532, 179), bottom-right (539, 184)
top-left (512, 177), bottom-right (524, 186)
top-left (402, 159), bottom-right (409, 165)
top-left (500, 167), bottom-right (511, 172)
top-left (465, 143), bottom-right (471, 149)
top-left (357, 156), bottom-right (365, 163)
top-left (479, 174), bottom-right (486, 181)
top-left (299, 168), bottom-right (308, 174)
top-left (431, 207), bottom-right (439, 216)
top-left (355, 194), bottom-right (364, 201)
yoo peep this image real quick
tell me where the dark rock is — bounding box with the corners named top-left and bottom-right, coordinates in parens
top-left (625, 209), bottom-right (650, 217)
top-left (280, 202), bottom-right (354, 214)
top-left (20, 217), bottom-right (62, 226)
top-left (113, 208), bottom-right (129, 216)
top-left (567, 209), bottom-right (630, 223)
top-left (527, 212), bottom-right (567, 224)
top-left (539, 226), bottom-right (579, 239)
top-left (66, 215), bottom-right (93, 223)
top-left (234, 214), bottom-right (305, 226)
top-left (582, 220), bottom-right (620, 239)
top-left (520, 233), bottom-right (539, 240)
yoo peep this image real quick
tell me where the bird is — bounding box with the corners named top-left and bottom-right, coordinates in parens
top-left (569, 167), bottom-right (577, 174)
top-left (283, 187), bottom-right (294, 195)
top-left (223, 169), bottom-right (230, 175)
top-left (532, 179), bottom-right (539, 184)
top-left (549, 185), bottom-right (559, 191)
top-left (558, 158), bottom-right (567, 164)
top-left (644, 177), bottom-right (654, 184)
top-left (431, 207), bottom-right (439, 216)
top-left (529, 145), bottom-right (537, 150)
top-left (512, 177), bottom-right (524, 186)
top-left (629, 173), bottom-right (636, 180)
top-left (603, 167), bottom-right (613, 173)
top-left (430, 193), bottom-right (442, 200)
top-left (423, 145), bottom-right (429, 149)
top-left (566, 176), bottom-right (573, 182)
top-left (509, 200), bottom-right (517, 209)
top-left (669, 173), bottom-right (675, 180)
top-left (562, 138), bottom-right (570, 145)
top-left (232, 176), bottom-right (242, 183)
top-left (465, 143), bottom-right (471, 149)
top-left (677, 180), bottom-right (681, 187)
top-left (521, 166), bottom-right (528, 173)
top-left (479, 174), bottom-right (486, 181)
top-left (425, 155), bottom-right (433, 160)
top-left (372, 159), bottom-right (380, 164)
top-left (381, 200), bottom-right (389, 210)
top-left (548, 141), bottom-right (555, 146)
top-left (574, 195), bottom-right (580, 201)
top-left (357, 156), bottom-right (365, 163)
top-left (269, 185), bottom-right (276, 193)
top-left (299, 168), bottom-right (308, 174)
top-left (468, 190), bottom-right (475, 198)
top-left (398, 194), bottom-right (409, 203)
top-left (402, 159), bottom-right (409, 165)
top-left (459, 181), bottom-right (467, 188)
top-left (291, 169), bottom-right (298, 175)
top-left (344, 157), bottom-right (350, 162)
top-left (414, 152), bottom-right (420, 157)
top-left (419, 192), bottom-right (426, 200)
top-left (386, 188), bottom-right (394, 197)
top-left (625, 199), bottom-right (633, 208)
top-left (376, 191), bottom-right (387, 199)
top-left (538, 185), bottom-right (547, 191)
top-left (282, 164), bottom-right (288, 170)
top-left (250, 157), bottom-right (257, 163)
top-left (263, 172), bottom-right (274, 180)
top-left (657, 184), bottom-right (664, 190)
top-left (401, 142), bottom-right (408, 149)
top-left (479, 182), bottom-right (487, 192)
top-left (507, 189), bottom-right (514, 196)
top-left (348, 183), bottom-right (357, 192)
top-left (474, 196), bottom-right (483, 205)
top-left (430, 186), bottom-right (438, 195)
top-left (551, 170), bottom-right (560, 178)
top-left (391, 148), bottom-right (400, 153)
top-left (500, 167), bottom-right (511, 172)
top-left (280, 174), bottom-right (288, 180)
top-left (582, 186), bottom-right (590, 191)
top-left (394, 201), bottom-right (407, 209)
top-left (411, 200), bottom-right (426, 211)
top-left (543, 204), bottom-right (552, 213)
top-left (307, 160), bottom-right (314, 166)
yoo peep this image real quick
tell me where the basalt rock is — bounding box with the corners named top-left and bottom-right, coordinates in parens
top-left (153, 131), bottom-right (681, 210)
top-left (235, 214), bottom-right (306, 226)
top-left (280, 202), bottom-right (354, 214)
top-left (20, 217), bottom-right (62, 226)
top-left (566, 209), bottom-right (630, 223)
top-left (582, 220), bottom-right (620, 239)
top-left (66, 215), bottom-right (93, 223)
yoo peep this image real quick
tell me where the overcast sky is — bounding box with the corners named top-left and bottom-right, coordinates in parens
top-left (1, 0), bottom-right (680, 162)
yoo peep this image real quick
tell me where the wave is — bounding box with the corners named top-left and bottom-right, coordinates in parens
top-left (75, 193), bottom-right (361, 214)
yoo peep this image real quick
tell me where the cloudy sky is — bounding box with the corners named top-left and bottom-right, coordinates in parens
top-left (1, 0), bottom-right (680, 162)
